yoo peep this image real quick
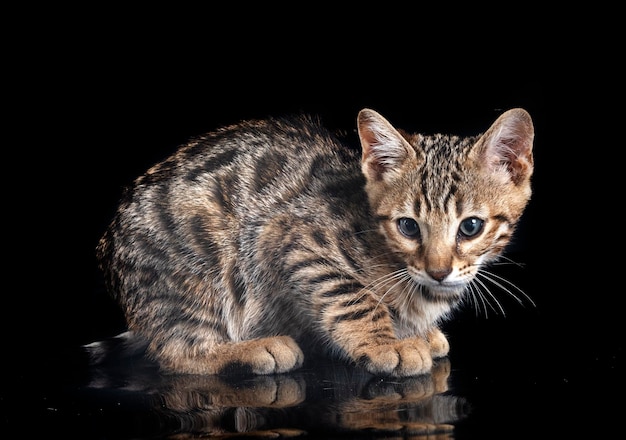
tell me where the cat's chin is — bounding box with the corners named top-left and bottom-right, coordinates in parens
top-left (420, 285), bottom-right (466, 304)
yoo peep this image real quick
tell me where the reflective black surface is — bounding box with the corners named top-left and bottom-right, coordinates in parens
top-left (8, 22), bottom-right (622, 438)
top-left (20, 351), bottom-right (467, 439)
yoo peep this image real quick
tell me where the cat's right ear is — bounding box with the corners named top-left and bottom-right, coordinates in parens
top-left (358, 109), bottom-right (418, 183)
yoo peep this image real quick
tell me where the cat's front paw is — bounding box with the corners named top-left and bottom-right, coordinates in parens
top-left (357, 337), bottom-right (433, 377)
top-left (427, 328), bottom-right (450, 359)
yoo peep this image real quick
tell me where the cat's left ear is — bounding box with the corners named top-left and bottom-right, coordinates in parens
top-left (358, 108), bottom-right (419, 183)
top-left (473, 108), bottom-right (534, 186)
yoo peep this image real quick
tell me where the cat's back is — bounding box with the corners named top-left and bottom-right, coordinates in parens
top-left (144, 114), bottom-right (356, 184)
top-left (106, 113), bottom-right (363, 235)
top-left (97, 112), bottom-right (366, 303)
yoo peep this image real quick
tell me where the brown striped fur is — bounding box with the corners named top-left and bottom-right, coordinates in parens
top-left (96, 108), bottom-right (534, 377)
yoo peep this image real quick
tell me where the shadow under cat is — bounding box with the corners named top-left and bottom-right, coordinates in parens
top-left (51, 344), bottom-right (469, 439)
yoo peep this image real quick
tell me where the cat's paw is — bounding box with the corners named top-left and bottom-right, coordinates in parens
top-left (357, 337), bottom-right (433, 377)
top-left (221, 336), bottom-right (305, 375)
top-left (427, 328), bottom-right (450, 359)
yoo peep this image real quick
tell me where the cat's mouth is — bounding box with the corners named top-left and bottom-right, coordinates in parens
top-left (419, 283), bottom-right (466, 304)
top-left (406, 268), bottom-right (466, 303)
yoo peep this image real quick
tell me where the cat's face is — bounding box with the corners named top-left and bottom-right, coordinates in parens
top-left (358, 108), bottom-right (534, 304)
top-left (376, 161), bottom-right (530, 303)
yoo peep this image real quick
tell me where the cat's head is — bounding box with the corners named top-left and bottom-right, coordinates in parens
top-left (357, 108), bottom-right (534, 304)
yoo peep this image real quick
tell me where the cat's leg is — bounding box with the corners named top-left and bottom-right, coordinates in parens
top-left (355, 336), bottom-right (433, 377)
top-left (322, 293), bottom-right (433, 377)
top-left (122, 256), bottom-right (305, 375)
top-left (146, 334), bottom-right (304, 375)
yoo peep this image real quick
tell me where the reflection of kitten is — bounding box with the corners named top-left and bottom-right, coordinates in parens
top-left (156, 360), bottom-right (466, 438)
top-left (86, 353), bottom-right (466, 438)
top-left (96, 108), bottom-right (534, 377)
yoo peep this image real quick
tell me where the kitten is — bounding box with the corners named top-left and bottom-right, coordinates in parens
top-left (94, 108), bottom-right (534, 377)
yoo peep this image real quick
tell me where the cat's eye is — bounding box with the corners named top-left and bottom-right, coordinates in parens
top-left (397, 218), bottom-right (420, 239)
top-left (459, 217), bottom-right (484, 238)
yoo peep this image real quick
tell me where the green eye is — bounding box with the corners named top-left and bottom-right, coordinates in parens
top-left (398, 218), bottom-right (420, 239)
top-left (459, 217), bottom-right (484, 238)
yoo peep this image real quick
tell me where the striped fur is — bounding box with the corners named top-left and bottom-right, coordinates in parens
top-left (96, 108), bottom-right (534, 377)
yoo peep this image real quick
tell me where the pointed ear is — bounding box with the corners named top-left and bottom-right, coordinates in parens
top-left (474, 108), bottom-right (534, 185)
top-left (357, 108), bottom-right (418, 182)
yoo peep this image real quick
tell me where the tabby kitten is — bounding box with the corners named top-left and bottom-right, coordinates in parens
top-left (95, 108), bottom-right (534, 377)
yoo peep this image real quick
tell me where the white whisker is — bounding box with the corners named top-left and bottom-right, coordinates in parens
top-left (349, 268), bottom-right (407, 307)
top-left (477, 269), bottom-right (535, 308)
top-left (491, 255), bottom-right (526, 268)
top-left (373, 271), bottom-right (412, 312)
top-left (466, 281), bottom-right (487, 318)
top-left (471, 275), bottom-right (506, 317)
top-left (352, 228), bottom-right (382, 236)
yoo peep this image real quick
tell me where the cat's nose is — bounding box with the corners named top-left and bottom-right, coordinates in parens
top-left (427, 268), bottom-right (452, 282)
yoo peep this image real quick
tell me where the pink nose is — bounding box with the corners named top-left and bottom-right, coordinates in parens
top-left (427, 268), bottom-right (452, 282)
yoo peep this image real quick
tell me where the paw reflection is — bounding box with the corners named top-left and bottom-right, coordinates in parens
top-left (160, 374), bottom-right (305, 410)
top-left (86, 357), bottom-right (468, 438)
top-left (328, 359), bottom-right (465, 436)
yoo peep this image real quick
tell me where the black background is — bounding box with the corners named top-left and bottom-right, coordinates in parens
top-left (5, 6), bottom-right (622, 438)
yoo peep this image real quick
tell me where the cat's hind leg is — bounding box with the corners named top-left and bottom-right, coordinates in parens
top-left (214, 336), bottom-right (305, 375)
top-left (147, 335), bottom-right (304, 376)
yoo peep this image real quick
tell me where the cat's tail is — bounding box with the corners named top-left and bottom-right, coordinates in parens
top-left (82, 331), bottom-right (150, 366)
top-left (83, 331), bottom-right (161, 391)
